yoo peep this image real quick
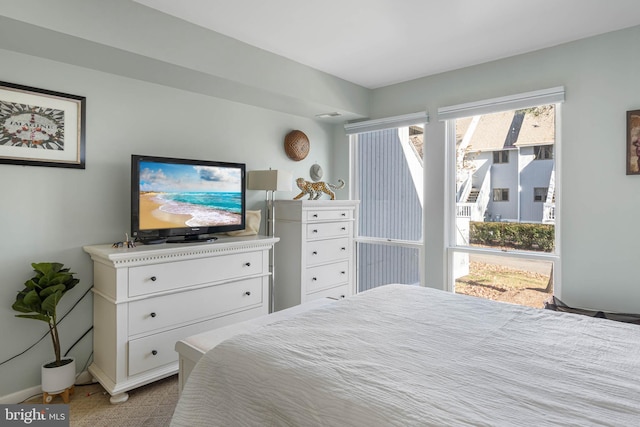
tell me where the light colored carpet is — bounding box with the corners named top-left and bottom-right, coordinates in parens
top-left (28, 374), bottom-right (178, 427)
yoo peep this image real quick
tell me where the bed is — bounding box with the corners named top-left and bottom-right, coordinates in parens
top-left (170, 284), bottom-right (640, 426)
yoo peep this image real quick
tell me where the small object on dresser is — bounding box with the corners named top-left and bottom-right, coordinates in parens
top-left (112, 233), bottom-right (136, 248)
top-left (293, 178), bottom-right (345, 200)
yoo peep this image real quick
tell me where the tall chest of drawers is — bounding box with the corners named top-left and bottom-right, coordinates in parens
top-left (273, 200), bottom-right (358, 311)
top-left (83, 236), bottom-right (278, 403)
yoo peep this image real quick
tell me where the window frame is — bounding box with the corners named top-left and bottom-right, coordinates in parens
top-left (533, 187), bottom-right (548, 202)
top-left (493, 150), bottom-right (509, 164)
top-left (345, 112), bottom-right (429, 291)
top-left (534, 145), bottom-right (554, 160)
top-left (492, 188), bottom-right (509, 202)
top-left (439, 87), bottom-right (563, 296)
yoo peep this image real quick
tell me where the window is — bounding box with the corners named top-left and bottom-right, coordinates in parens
top-left (345, 113), bottom-right (427, 293)
top-left (493, 188), bottom-right (509, 201)
top-left (493, 150), bottom-right (509, 164)
top-left (534, 145), bottom-right (553, 160)
top-left (439, 86), bottom-right (563, 309)
top-left (534, 187), bottom-right (548, 202)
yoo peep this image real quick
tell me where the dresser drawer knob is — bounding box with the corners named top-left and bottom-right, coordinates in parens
top-left (341, 247), bottom-right (346, 251)
top-left (313, 214), bottom-right (318, 218)
top-left (341, 213), bottom-right (346, 217)
top-left (312, 277), bottom-right (317, 281)
top-left (340, 295), bottom-right (346, 299)
top-left (150, 312), bottom-right (157, 318)
top-left (312, 251), bottom-right (318, 255)
top-left (244, 262), bottom-right (251, 267)
top-left (341, 227), bottom-right (346, 231)
top-left (312, 229), bottom-right (318, 233)
top-left (244, 291), bottom-right (251, 296)
top-left (150, 276), bottom-right (157, 282)
top-left (151, 350), bottom-right (158, 356)
top-left (341, 271), bottom-right (346, 275)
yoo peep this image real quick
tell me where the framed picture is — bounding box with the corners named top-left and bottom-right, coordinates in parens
top-left (627, 109), bottom-right (640, 175)
top-left (0, 81), bottom-right (86, 169)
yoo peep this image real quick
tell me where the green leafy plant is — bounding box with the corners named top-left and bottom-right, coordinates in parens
top-left (469, 222), bottom-right (555, 252)
top-left (12, 262), bottom-right (79, 367)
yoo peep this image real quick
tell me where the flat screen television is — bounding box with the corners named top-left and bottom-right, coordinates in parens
top-left (131, 154), bottom-right (246, 244)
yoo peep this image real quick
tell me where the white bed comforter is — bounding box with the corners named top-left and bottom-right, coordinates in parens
top-left (171, 284), bottom-right (640, 426)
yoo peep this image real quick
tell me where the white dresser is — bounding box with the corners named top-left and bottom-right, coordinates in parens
top-left (83, 235), bottom-right (278, 403)
top-left (273, 200), bottom-right (358, 311)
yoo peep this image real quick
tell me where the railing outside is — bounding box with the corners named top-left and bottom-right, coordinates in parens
top-left (543, 203), bottom-right (555, 223)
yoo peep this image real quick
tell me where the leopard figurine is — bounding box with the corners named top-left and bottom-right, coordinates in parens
top-left (293, 178), bottom-right (345, 200)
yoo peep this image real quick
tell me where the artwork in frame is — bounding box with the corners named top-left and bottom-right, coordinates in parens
top-left (0, 81), bottom-right (86, 169)
top-left (627, 109), bottom-right (640, 175)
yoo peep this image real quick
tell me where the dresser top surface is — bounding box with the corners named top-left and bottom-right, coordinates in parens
top-left (275, 199), bottom-right (359, 207)
top-left (83, 235), bottom-right (279, 264)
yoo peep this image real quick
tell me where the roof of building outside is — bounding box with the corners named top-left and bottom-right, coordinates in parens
top-left (459, 105), bottom-right (555, 152)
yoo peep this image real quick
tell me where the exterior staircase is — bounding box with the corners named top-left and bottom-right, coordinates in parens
top-left (466, 188), bottom-right (480, 203)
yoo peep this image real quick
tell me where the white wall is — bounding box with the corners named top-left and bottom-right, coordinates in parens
top-left (342, 25), bottom-right (640, 314)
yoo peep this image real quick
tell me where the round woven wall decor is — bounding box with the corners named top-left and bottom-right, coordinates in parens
top-left (284, 130), bottom-right (310, 161)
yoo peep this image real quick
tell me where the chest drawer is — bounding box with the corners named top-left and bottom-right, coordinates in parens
top-left (128, 251), bottom-right (263, 297)
top-left (306, 221), bottom-right (350, 240)
top-left (128, 277), bottom-right (264, 336)
top-left (305, 261), bottom-right (349, 293)
top-left (306, 283), bottom-right (351, 302)
top-left (306, 237), bottom-right (350, 266)
top-left (306, 209), bottom-right (352, 222)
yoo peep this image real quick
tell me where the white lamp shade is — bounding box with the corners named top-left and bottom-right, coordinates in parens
top-left (247, 170), bottom-right (293, 191)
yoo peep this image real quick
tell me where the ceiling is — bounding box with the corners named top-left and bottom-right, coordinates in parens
top-left (133, 0), bottom-right (640, 89)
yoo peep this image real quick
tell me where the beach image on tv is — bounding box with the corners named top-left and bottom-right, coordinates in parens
top-left (139, 161), bottom-right (242, 230)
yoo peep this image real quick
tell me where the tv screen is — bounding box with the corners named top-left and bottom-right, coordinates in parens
top-left (131, 154), bottom-right (246, 244)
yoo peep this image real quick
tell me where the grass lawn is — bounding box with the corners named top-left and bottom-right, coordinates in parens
top-left (455, 261), bottom-right (552, 308)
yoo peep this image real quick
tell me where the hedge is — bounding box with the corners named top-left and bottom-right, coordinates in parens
top-left (469, 222), bottom-right (555, 252)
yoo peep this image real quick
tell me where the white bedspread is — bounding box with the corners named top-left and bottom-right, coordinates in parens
top-left (171, 284), bottom-right (640, 426)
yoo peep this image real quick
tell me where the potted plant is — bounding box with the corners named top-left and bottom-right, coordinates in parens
top-left (12, 262), bottom-right (80, 397)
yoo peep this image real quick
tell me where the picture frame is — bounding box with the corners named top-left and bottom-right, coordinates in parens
top-left (0, 81), bottom-right (86, 169)
top-left (627, 109), bottom-right (640, 175)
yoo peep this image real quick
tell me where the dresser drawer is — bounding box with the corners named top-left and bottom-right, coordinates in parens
top-left (307, 238), bottom-right (350, 266)
top-left (306, 209), bottom-right (352, 222)
top-left (128, 277), bottom-right (264, 336)
top-left (306, 283), bottom-right (351, 302)
top-left (128, 319), bottom-right (216, 376)
top-left (128, 328), bottom-right (182, 376)
top-left (128, 301), bottom-right (269, 377)
top-left (128, 251), bottom-right (263, 297)
top-left (305, 261), bottom-right (349, 293)
top-left (306, 221), bottom-right (350, 240)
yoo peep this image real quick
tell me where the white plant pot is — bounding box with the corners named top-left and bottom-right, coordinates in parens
top-left (41, 357), bottom-right (76, 394)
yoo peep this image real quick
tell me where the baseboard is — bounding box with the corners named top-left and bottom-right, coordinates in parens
top-left (75, 371), bottom-right (94, 385)
top-left (0, 384), bottom-right (42, 404)
top-left (0, 370), bottom-right (94, 404)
